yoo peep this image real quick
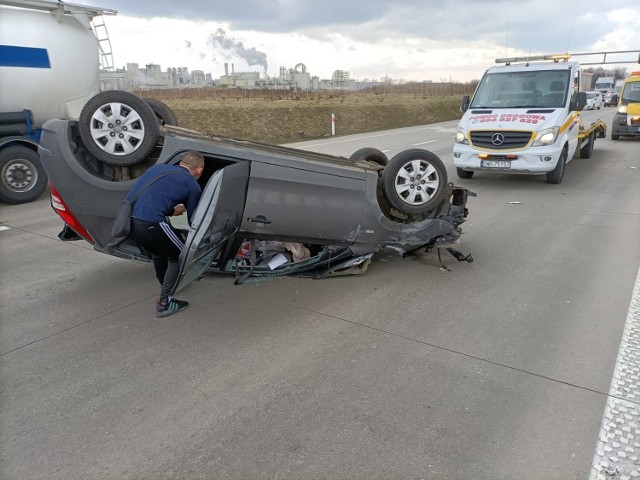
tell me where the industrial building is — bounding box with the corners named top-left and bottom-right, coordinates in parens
top-left (217, 62), bottom-right (366, 91)
top-left (100, 63), bottom-right (212, 90)
top-left (100, 61), bottom-right (382, 91)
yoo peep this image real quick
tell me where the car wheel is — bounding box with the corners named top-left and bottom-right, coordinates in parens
top-left (0, 145), bottom-right (47, 204)
top-left (456, 167), bottom-right (474, 179)
top-left (382, 149), bottom-right (448, 215)
top-left (144, 98), bottom-right (179, 126)
top-left (78, 90), bottom-right (159, 166)
top-left (611, 133), bottom-right (619, 140)
top-left (546, 146), bottom-right (567, 184)
top-left (579, 132), bottom-right (595, 159)
top-left (349, 147), bottom-right (388, 167)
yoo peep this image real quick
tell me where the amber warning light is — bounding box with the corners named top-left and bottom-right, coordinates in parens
top-left (496, 54), bottom-right (571, 64)
top-left (478, 154), bottom-right (518, 160)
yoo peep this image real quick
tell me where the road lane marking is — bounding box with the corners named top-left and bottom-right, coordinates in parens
top-left (412, 140), bottom-right (439, 146)
top-left (293, 126), bottom-right (439, 149)
top-left (0, 226), bottom-right (10, 232)
top-left (590, 264), bottom-right (640, 479)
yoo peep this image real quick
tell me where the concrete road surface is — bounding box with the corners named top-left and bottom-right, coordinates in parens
top-left (1, 111), bottom-right (639, 479)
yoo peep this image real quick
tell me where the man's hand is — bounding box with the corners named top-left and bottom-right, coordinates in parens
top-left (173, 204), bottom-right (186, 216)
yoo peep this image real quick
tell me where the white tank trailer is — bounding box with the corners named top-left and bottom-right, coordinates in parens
top-left (0, 0), bottom-right (116, 204)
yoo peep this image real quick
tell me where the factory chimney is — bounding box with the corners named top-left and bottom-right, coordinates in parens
top-left (224, 63), bottom-right (228, 76)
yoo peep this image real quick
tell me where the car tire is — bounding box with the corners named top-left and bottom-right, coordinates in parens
top-left (579, 132), bottom-right (595, 159)
top-left (0, 145), bottom-right (47, 204)
top-left (79, 90), bottom-right (159, 167)
top-left (611, 133), bottom-right (619, 140)
top-left (144, 98), bottom-right (179, 126)
top-left (349, 147), bottom-right (388, 167)
top-left (382, 149), bottom-right (448, 215)
top-left (546, 146), bottom-right (567, 184)
top-left (456, 167), bottom-right (474, 179)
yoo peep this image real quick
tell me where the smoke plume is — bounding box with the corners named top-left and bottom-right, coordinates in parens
top-left (208, 28), bottom-right (268, 74)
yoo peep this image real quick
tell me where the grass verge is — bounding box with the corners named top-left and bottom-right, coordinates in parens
top-left (143, 90), bottom-right (468, 144)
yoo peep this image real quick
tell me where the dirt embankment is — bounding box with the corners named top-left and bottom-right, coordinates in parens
top-left (141, 85), bottom-right (473, 144)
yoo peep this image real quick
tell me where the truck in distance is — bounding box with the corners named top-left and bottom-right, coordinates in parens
top-left (611, 70), bottom-right (640, 140)
top-left (595, 76), bottom-right (615, 96)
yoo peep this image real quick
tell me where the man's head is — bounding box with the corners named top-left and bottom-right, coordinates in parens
top-left (179, 150), bottom-right (205, 180)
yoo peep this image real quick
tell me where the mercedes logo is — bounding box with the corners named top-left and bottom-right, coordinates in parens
top-left (491, 133), bottom-right (505, 146)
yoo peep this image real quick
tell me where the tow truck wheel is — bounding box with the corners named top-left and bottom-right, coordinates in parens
top-left (349, 147), bottom-right (388, 167)
top-left (456, 167), bottom-right (474, 179)
top-left (579, 132), bottom-right (595, 159)
top-left (0, 145), bottom-right (47, 204)
top-left (546, 146), bottom-right (567, 184)
top-left (382, 149), bottom-right (448, 215)
top-left (79, 90), bottom-right (159, 167)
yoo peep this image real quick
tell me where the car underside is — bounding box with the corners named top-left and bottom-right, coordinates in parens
top-left (38, 91), bottom-right (475, 292)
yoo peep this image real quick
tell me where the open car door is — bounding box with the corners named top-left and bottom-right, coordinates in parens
top-left (171, 161), bottom-right (250, 295)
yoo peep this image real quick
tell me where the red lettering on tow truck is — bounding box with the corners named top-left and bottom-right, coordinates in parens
top-left (469, 114), bottom-right (498, 124)
top-left (497, 114), bottom-right (546, 124)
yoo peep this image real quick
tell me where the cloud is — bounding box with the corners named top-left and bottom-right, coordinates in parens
top-left (91, 1), bottom-right (640, 81)
top-left (97, 0), bottom-right (637, 50)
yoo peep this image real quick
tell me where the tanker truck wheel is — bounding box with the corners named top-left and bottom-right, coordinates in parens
top-left (79, 91), bottom-right (159, 167)
top-left (144, 98), bottom-right (178, 126)
top-left (0, 145), bottom-right (48, 204)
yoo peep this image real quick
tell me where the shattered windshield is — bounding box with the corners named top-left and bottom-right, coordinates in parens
top-left (470, 70), bottom-right (571, 109)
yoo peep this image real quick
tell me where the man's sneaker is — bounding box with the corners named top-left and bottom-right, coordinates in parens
top-left (155, 298), bottom-right (189, 318)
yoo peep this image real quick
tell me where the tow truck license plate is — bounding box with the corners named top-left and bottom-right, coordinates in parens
top-left (481, 160), bottom-right (511, 168)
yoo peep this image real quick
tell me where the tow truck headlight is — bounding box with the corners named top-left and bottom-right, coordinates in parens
top-left (455, 128), bottom-right (469, 144)
top-left (532, 127), bottom-right (560, 146)
top-left (617, 105), bottom-right (628, 114)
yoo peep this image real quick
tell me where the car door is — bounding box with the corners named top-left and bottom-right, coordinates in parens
top-left (171, 161), bottom-right (250, 295)
top-left (240, 158), bottom-right (367, 246)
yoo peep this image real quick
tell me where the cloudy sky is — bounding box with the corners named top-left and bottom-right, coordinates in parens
top-left (88, 0), bottom-right (639, 82)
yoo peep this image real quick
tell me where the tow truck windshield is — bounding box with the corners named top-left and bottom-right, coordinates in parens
top-left (620, 83), bottom-right (640, 105)
top-left (470, 70), bottom-right (571, 109)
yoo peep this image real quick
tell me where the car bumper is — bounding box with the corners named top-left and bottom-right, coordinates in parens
top-left (453, 145), bottom-right (560, 174)
top-left (612, 114), bottom-right (640, 136)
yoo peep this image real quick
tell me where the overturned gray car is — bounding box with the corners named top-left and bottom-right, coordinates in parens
top-left (38, 91), bottom-right (474, 295)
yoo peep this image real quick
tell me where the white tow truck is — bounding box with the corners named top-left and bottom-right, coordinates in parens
top-left (453, 54), bottom-right (607, 184)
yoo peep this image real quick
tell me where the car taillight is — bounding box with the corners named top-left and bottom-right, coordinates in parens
top-left (49, 184), bottom-right (94, 244)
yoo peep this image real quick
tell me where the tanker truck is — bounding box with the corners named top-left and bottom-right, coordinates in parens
top-left (0, 0), bottom-right (116, 204)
